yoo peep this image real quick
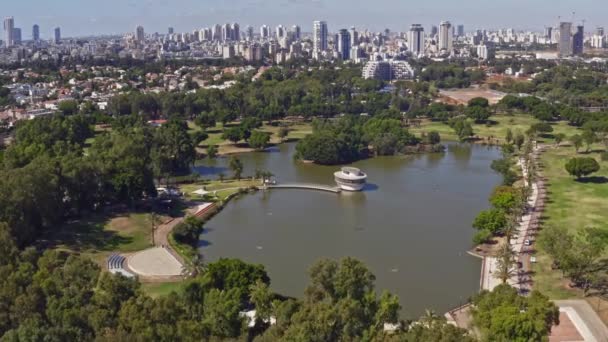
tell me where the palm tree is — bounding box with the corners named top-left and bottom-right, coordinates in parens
top-left (420, 309), bottom-right (439, 324)
top-left (218, 172), bottom-right (225, 183)
top-left (181, 254), bottom-right (205, 277)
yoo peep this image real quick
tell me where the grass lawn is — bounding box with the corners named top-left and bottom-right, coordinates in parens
top-left (409, 114), bottom-right (580, 143)
top-left (192, 120), bottom-right (313, 153)
top-left (141, 281), bottom-right (186, 298)
top-left (180, 179), bottom-right (261, 202)
top-left (533, 144), bottom-right (608, 299)
top-left (45, 212), bottom-right (157, 265)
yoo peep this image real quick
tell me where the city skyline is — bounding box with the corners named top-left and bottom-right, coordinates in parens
top-left (2, 0), bottom-right (607, 38)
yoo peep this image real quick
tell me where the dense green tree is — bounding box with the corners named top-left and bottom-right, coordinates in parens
top-left (173, 216), bottom-right (205, 246)
top-left (206, 145), bottom-right (218, 159)
top-left (151, 120), bottom-right (196, 176)
top-left (473, 284), bottom-right (559, 342)
top-left (57, 100), bottom-right (79, 116)
top-left (565, 157), bottom-right (600, 179)
top-left (229, 156), bottom-right (244, 180)
top-left (472, 209), bottom-right (507, 235)
top-left (249, 131), bottom-right (271, 150)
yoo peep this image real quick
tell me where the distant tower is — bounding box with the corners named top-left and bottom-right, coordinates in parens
top-left (313, 20), bottom-right (328, 55)
top-left (337, 28), bottom-right (351, 60)
top-left (275, 25), bottom-right (285, 39)
top-left (246, 26), bottom-right (254, 41)
top-left (408, 24), bottom-right (425, 56)
top-left (232, 23), bottom-right (240, 41)
top-left (558, 22), bottom-right (573, 56)
top-left (457, 24), bottom-right (464, 37)
top-left (349, 27), bottom-right (358, 46)
top-left (597, 27), bottom-right (605, 36)
top-left (4, 17), bottom-right (15, 47)
top-left (168, 27), bottom-right (174, 35)
top-left (572, 25), bottom-right (584, 55)
top-left (544, 26), bottom-right (552, 39)
top-left (12, 28), bottom-right (21, 45)
top-left (213, 24), bottom-right (222, 41)
top-left (32, 24), bottom-right (40, 41)
top-left (54, 27), bottom-right (61, 44)
top-left (292, 25), bottom-right (301, 40)
top-left (430, 25), bottom-right (438, 36)
top-left (438, 21), bottom-right (453, 51)
top-left (136, 25), bottom-right (145, 42)
top-left (260, 25), bottom-right (269, 39)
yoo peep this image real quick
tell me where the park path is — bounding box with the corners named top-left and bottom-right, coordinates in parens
top-left (480, 143), bottom-right (547, 293)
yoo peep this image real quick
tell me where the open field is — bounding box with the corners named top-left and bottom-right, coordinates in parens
top-left (409, 114), bottom-right (580, 143)
top-left (44, 212), bottom-right (158, 265)
top-left (141, 281), bottom-right (186, 298)
top-left (533, 144), bottom-right (608, 299)
top-left (439, 88), bottom-right (507, 105)
top-left (191, 120), bottom-right (313, 155)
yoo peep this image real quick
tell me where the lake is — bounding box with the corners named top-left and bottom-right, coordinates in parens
top-left (193, 143), bottom-right (501, 318)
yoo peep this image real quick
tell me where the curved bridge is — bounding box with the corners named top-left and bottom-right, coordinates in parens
top-left (265, 183), bottom-right (341, 194)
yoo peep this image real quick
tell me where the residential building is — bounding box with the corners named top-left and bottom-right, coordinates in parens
top-left (260, 25), bottom-right (269, 39)
top-left (573, 25), bottom-right (584, 55)
top-left (313, 20), bottom-right (328, 56)
top-left (407, 24), bottom-right (424, 56)
top-left (54, 27), bottom-right (61, 44)
top-left (439, 21), bottom-right (453, 52)
top-left (476, 44), bottom-right (488, 60)
top-left (337, 29), bottom-right (351, 60)
top-left (32, 24), bottom-right (40, 41)
top-left (558, 22), bottom-right (573, 57)
top-left (4, 17), bottom-right (14, 47)
top-left (350, 26), bottom-right (358, 46)
top-left (136, 25), bottom-right (145, 42)
top-left (362, 60), bottom-right (414, 81)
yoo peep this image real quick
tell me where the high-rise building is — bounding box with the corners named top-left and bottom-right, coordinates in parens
top-left (12, 28), bottom-right (21, 45)
top-left (275, 25), bottom-right (285, 39)
top-left (544, 26), bottom-right (552, 39)
top-left (135, 25), bottom-right (145, 42)
top-left (476, 44), bottom-right (488, 60)
top-left (408, 24), bottom-right (424, 56)
top-left (168, 27), bottom-right (174, 35)
top-left (558, 22), bottom-right (573, 57)
top-left (573, 25), bottom-right (584, 55)
top-left (260, 25), bottom-right (269, 39)
top-left (350, 27), bottom-right (358, 46)
top-left (54, 27), bottom-right (61, 44)
top-left (246, 26), bottom-right (254, 41)
top-left (430, 25), bottom-right (438, 36)
top-left (213, 24), bottom-right (222, 41)
top-left (337, 28), bottom-right (351, 60)
top-left (457, 24), bottom-right (464, 37)
top-left (597, 27), bottom-right (605, 36)
top-left (292, 25), bottom-right (301, 40)
top-left (313, 20), bottom-right (328, 55)
top-left (232, 23), bottom-right (240, 41)
top-left (4, 17), bottom-right (15, 47)
top-left (222, 23), bottom-right (232, 41)
top-left (438, 21), bottom-right (453, 51)
top-left (32, 24), bottom-right (40, 41)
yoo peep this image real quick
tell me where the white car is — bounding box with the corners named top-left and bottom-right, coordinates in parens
top-left (524, 239), bottom-right (532, 246)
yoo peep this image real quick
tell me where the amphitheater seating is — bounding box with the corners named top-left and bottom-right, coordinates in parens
top-left (107, 254), bottom-right (135, 278)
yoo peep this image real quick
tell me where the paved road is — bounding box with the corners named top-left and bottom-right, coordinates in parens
top-left (554, 300), bottom-right (608, 342)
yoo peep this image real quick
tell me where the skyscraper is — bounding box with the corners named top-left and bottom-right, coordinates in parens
top-left (32, 24), bottom-right (40, 41)
top-left (573, 25), bottom-right (584, 55)
top-left (430, 25), bottom-right (438, 36)
top-left (438, 21), bottom-right (453, 51)
top-left (350, 27), bottom-right (358, 46)
top-left (544, 26), bottom-right (552, 39)
top-left (168, 27), bottom-right (174, 35)
top-left (558, 22), bottom-right (573, 57)
top-left (136, 25), bottom-right (145, 42)
top-left (457, 24), bottom-right (464, 37)
top-left (597, 27), bottom-right (605, 36)
top-left (313, 20), bottom-right (328, 55)
top-left (54, 27), bottom-right (61, 44)
top-left (222, 23), bottom-right (232, 41)
top-left (213, 24), bottom-right (222, 41)
top-left (408, 24), bottom-right (425, 56)
top-left (246, 26), bottom-right (254, 41)
top-left (260, 25), bottom-right (269, 39)
top-left (337, 29), bottom-right (351, 60)
top-left (275, 25), bottom-right (285, 39)
top-left (292, 25), bottom-right (301, 40)
top-left (232, 23), bottom-right (240, 41)
top-left (12, 28), bottom-right (21, 45)
top-left (4, 17), bottom-right (15, 47)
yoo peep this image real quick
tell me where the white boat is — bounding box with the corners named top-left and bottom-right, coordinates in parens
top-left (334, 167), bottom-right (367, 191)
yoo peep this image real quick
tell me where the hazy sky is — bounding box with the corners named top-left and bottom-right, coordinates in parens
top-left (2, 0), bottom-right (608, 38)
